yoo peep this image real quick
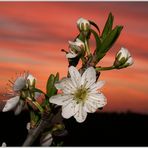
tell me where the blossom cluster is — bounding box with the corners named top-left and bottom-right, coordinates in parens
top-left (2, 13), bottom-right (133, 146)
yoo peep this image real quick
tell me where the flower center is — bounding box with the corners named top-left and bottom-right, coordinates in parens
top-left (74, 87), bottom-right (88, 103)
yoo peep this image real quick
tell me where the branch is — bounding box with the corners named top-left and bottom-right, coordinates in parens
top-left (22, 111), bottom-right (54, 146)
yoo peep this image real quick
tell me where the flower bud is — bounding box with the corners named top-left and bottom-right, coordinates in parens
top-left (27, 74), bottom-right (36, 88)
top-left (1, 142), bottom-right (7, 147)
top-left (66, 38), bottom-right (85, 58)
top-left (77, 18), bottom-right (90, 32)
top-left (114, 47), bottom-right (134, 69)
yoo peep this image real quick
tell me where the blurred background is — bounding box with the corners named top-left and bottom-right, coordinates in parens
top-left (0, 2), bottom-right (148, 114)
top-left (0, 2), bottom-right (148, 146)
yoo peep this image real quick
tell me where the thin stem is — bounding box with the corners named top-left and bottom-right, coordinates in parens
top-left (81, 56), bottom-right (86, 65)
top-left (96, 65), bottom-right (116, 71)
top-left (32, 101), bottom-right (44, 113)
top-left (84, 39), bottom-right (91, 56)
top-left (26, 97), bottom-right (44, 113)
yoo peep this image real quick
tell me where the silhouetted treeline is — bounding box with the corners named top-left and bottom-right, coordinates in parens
top-left (0, 111), bottom-right (148, 146)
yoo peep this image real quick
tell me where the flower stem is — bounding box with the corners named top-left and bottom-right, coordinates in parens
top-left (84, 39), bottom-right (91, 56)
top-left (96, 65), bottom-right (116, 71)
top-left (27, 97), bottom-right (44, 113)
top-left (33, 101), bottom-right (44, 113)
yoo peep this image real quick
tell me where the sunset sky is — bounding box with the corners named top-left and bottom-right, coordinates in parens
top-left (0, 2), bottom-right (148, 114)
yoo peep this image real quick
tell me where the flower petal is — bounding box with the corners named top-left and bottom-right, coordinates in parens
top-left (62, 100), bottom-right (76, 119)
top-left (74, 103), bottom-right (87, 123)
top-left (49, 94), bottom-right (73, 106)
top-left (27, 74), bottom-right (36, 86)
top-left (126, 57), bottom-right (134, 66)
top-left (117, 47), bottom-right (129, 60)
top-left (69, 66), bottom-right (81, 88)
top-left (2, 96), bottom-right (20, 112)
top-left (84, 93), bottom-right (106, 113)
top-left (88, 93), bottom-right (107, 108)
top-left (66, 52), bottom-right (77, 58)
top-left (81, 67), bottom-right (96, 88)
top-left (13, 77), bottom-right (26, 91)
top-left (89, 80), bottom-right (105, 93)
top-left (14, 100), bottom-right (24, 115)
top-left (84, 99), bottom-right (98, 113)
top-left (40, 133), bottom-right (53, 146)
top-left (55, 78), bottom-right (76, 94)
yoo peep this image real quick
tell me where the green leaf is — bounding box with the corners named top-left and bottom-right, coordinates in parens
top-left (46, 73), bottom-right (59, 98)
top-left (46, 74), bottom-right (55, 96)
top-left (90, 29), bottom-right (101, 54)
top-left (97, 25), bottom-right (123, 61)
top-left (54, 72), bottom-right (59, 84)
top-left (101, 12), bottom-right (114, 40)
top-left (89, 20), bottom-right (100, 34)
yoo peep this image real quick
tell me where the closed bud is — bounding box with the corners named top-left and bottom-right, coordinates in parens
top-left (77, 18), bottom-right (90, 32)
top-left (114, 47), bottom-right (134, 69)
top-left (27, 74), bottom-right (36, 89)
top-left (1, 142), bottom-right (7, 147)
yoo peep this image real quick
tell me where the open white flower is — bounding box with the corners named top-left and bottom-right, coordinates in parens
top-left (114, 47), bottom-right (134, 68)
top-left (49, 66), bottom-right (107, 123)
top-left (77, 18), bottom-right (90, 31)
top-left (2, 73), bottom-right (36, 115)
top-left (66, 38), bottom-right (85, 58)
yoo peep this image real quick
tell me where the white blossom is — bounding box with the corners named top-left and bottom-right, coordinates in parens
top-left (2, 73), bottom-right (35, 114)
top-left (49, 66), bottom-right (107, 123)
top-left (66, 38), bottom-right (85, 58)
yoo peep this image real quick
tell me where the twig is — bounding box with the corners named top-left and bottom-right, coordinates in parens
top-left (22, 111), bottom-right (54, 146)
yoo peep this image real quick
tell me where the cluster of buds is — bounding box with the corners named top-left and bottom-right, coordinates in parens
top-left (66, 16), bottom-right (134, 71)
top-left (66, 18), bottom-right (91, 60)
